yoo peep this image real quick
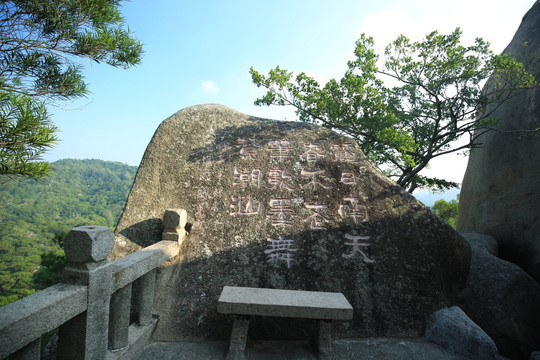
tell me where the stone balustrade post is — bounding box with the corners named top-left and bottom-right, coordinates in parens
top-left (108, 283), bottom-right (132, 350)
top-left (162, 208), bottom-right (187, 244)
top-left (137, 269), bottom-right (156, 326)
top-left (57, 226), bottom-right (114, 360)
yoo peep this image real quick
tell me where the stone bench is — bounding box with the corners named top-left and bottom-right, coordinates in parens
top-left (217, 286), bottom-right (353, 359)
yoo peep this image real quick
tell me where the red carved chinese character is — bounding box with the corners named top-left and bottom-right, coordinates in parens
top-left (268, 140), bottom-right (291, 161)
top-left (233, 167), bottom-right (261, 188)
top-left (268, 169), bottom-right (295, 191)
top-left (331, 142), bottom-right (357, 163)
top-left (265, 236), bottom-right (297, 268)
top-left (304, 203), bottom-right (333, 229)
top-left (229, 195), bottom-right (261, 216)
top-left (300, 143), bottom-right (325, 162)
top-left (340, 170), bottom-right (358, 185)
top-left (237, 138), bottom-right (259, 160)
top-left (342, 233), bottom-right (375, 263)
top-left (338, 195), bottom-right (369, 224)
top-left (301, 169), bottom-right (330, 190)
top-left (267, 198), bottom-right (295, 227)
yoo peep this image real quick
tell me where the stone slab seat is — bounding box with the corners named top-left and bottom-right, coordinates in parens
top-left (217, 286), bottom-right (353, 359)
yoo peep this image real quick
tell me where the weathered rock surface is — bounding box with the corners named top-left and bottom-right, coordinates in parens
top-left (462, 233), bottom-right (540, 360)
top-left (462, 233), bottom-right (498, 256)
top-left (425, 306), bottom-right (499, 360)
top-left (114, 104), bottom-right (470, 341)
top-left (457, 0), bottom-right (540, 283)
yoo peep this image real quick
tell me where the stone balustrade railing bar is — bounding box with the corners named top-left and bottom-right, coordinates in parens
top-left (0, 283), bottom-right (88, 359)
top-left (112, 241), bottom-right (178, 291)
top-left (0, 209), bottom-right (185, 360)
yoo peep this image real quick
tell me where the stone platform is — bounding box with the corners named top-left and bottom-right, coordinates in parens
top-left (136, 338), bottom-right (477, 360)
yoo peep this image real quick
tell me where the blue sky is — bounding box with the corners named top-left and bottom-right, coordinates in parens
top-left (44, 0), bottom-right (535, 188)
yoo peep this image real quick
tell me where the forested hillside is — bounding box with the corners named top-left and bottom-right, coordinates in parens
top-left (0, 159), bottom-right (137, 306)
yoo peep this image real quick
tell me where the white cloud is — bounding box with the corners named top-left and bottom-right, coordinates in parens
top-left (356, 8), bottom-right (436, 53)
top-left (352, 0), bottom-right (536, 187)
top-left (201, 80), bottom-right (220, 94)
top-left (355, 0), bottom-right (533, 54)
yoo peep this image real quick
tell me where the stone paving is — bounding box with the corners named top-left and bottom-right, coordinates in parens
top-left (137, 338), bottom-right (474, 360)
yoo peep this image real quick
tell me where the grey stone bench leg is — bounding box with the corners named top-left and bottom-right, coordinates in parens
top-left (317, 319), bottom-right (333, 355)
top-left (226, 315), bottom-right (250, 360)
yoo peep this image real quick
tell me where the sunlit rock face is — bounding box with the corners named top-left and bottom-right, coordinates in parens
top-left (457, 1), bottom-right (540, 283)
top-left (114, 104), bottom-right (470, 341)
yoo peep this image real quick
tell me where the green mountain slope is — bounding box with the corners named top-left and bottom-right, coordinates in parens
top-left (0, 159), bottom-right (137, 305)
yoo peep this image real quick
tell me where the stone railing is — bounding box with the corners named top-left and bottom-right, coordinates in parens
top-left (0, 209), bottom-right (187, 360)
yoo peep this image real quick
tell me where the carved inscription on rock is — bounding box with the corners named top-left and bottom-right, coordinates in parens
top-left (228, 137), bottom-right (373, 269)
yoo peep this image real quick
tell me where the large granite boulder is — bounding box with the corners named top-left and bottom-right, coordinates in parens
top-left (462, 233), bottom-right (540, 360)
top-left (114, 104), bottom-right (470, 341)
top-left (457, 0), bottom-right (540, 283)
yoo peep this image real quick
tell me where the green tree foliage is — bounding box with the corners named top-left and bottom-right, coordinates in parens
top-left (32, 231), bottom-right (67, 289)
top-left (0, 91), bottom-right (56, 179)
top-left (431, 195), bottom-right (459, 228)
top-left (0, 159), bottom-right (137, 306)
top-left (0, 0), bottom-right (143, 180)
top-left (251, 29), bottom-right (537, 192)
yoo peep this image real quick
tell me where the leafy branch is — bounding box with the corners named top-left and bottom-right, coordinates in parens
top-left (251, 28), bottom-right (538, 192)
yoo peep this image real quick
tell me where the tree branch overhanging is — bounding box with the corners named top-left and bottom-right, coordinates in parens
top-left (250, 29), bottom-right (538, 192)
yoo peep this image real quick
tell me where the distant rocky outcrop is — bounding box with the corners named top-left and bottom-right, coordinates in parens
top-left (114, 104), bottom-right (470, 341)
top-left (462, 233), bottom-right (540, 360)
top-left (457, 0), bottom-right (540, 283)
